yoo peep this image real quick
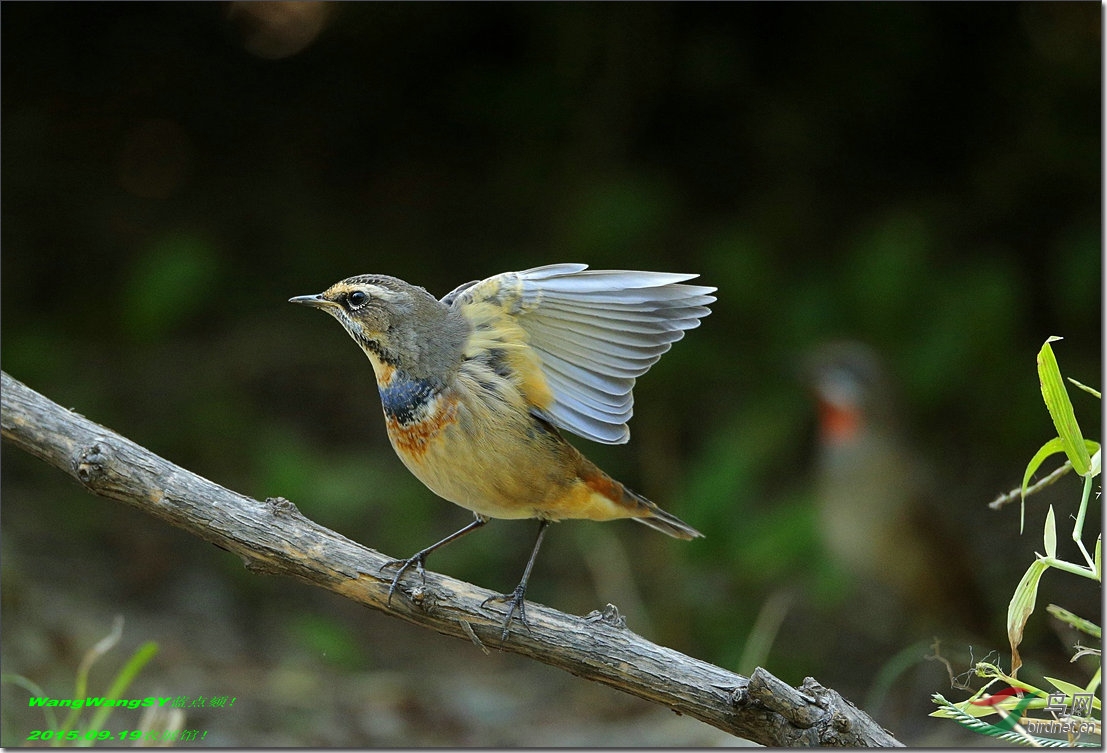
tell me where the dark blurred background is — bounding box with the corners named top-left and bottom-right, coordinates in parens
top-left (1, 2), bottom-right (1101, 746)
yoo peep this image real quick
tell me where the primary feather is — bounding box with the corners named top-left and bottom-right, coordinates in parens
top-left (448, 264), bottom-right (716, 444)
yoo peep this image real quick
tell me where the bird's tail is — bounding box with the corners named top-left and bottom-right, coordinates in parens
top-left (574, 454), bottom-right (703, 540)
top-left (631, 503), bottom-right (704, 540)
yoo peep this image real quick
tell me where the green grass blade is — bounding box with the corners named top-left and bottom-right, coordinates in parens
top-left (1008, 558), bottom-right (1049, 676)
top-left (1037, 337), bottom-right (1091, 476)
top-left (1044, 676), bottom-right (1103, 709)
top-left (58, 617), bottom-right (125, 742)
top-left (1089, 445), bottom-right (1102, 477)
top-left (82, 641), bottom-right (159, 742)
top-left (1022, 437), bottom-right (1066, 534)
top-left (1044, 505), bottom-right (1057, 558)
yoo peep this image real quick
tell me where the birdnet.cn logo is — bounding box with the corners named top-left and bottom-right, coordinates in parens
top-left (962, 685), bottom-right (1100, 743)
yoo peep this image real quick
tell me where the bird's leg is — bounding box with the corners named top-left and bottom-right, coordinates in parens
top-left (481, 519), bottom-right (550, 640)
top-left (381, 516), bottom-right (487, 603)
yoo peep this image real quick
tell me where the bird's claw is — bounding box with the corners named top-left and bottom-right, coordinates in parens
top-left (481, 585), bottom-right (530, 640)
top-left (380, 554), bottom-right (426, 604)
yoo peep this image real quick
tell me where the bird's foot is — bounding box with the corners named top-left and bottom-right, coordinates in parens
top-left (481, 584), bottom-right (530, 641)
top-left (380, 553), bottom-right (427, 604)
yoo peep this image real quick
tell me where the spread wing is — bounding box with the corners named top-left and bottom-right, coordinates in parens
top-left (446, 263), bottom-right (716, 444)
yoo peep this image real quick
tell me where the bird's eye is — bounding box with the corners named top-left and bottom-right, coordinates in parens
top-left (347, 291), bottom-right (369, 308)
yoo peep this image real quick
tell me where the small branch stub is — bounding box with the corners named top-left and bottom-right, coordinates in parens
top-left (74, 440), bottom-right (111, 485)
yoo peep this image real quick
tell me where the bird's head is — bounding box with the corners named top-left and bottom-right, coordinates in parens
top-left (290, 275), bottom-right (464, 379)
top-left (803, 340), bottom-right (898, 448)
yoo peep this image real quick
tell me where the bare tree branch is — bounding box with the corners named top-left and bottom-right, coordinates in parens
top-left (1, 371), bottom-right (902, 747)
top-left (989, 460), bottom-right (1073, 510)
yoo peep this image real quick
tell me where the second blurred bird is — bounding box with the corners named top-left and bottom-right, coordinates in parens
top-left (806, 340), bottom-right (990, 636)
top-left (291, 263), bottom-right (714, 637)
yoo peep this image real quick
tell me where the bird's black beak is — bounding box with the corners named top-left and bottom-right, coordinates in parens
top-left (289, 293), bottom-right (327, 308)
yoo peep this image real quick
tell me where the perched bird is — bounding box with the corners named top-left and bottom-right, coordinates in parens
top-left (291, 263), bottom-right (714, 637)
top-left (805, 340), bottom-right (989, 634)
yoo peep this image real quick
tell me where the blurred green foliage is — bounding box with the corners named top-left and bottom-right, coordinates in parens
top-left (1, 2), bottom-right (1100, 743)
top-left (119, 233), bottom-right (222, 343)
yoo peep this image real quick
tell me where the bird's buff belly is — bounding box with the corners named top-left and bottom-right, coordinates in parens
top-left (382, 390), bottom-right (630, 522)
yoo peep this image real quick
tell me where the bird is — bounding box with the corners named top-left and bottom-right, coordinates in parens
top-left (804, 340), bottom-right (990, 635)
top-left (290, 263), bottom-right (714, 638)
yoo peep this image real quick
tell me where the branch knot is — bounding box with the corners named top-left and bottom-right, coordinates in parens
top-left (265, 496), bottom-right (301, 517)
top-left (73, 440), bottom-right (111, 485)
top-left (584, 603), bottom-right (627, 629)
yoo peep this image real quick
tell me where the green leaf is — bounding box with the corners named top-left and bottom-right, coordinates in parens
top-left (1021, 437), bottom-right (1066, 534)
top-left (930, 690), bottom-right (996, 719)
top-left (931, 700), bottom-right (996, 720)
top-left (1008, 558), bottom-right (1049, 676)
top-left (1044, 676), bottom-right (1102, 709)
top-left (1037, 337), bottom-right (1091, 476)
top-left (1043, 505), bottom-right (1057, 558)
top-left (1087, 667), bottom-right (1102, 697)
top-left (60, 617), bottom-right (125, 738)
top-left (83, 641), bottom-right (159, 740)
